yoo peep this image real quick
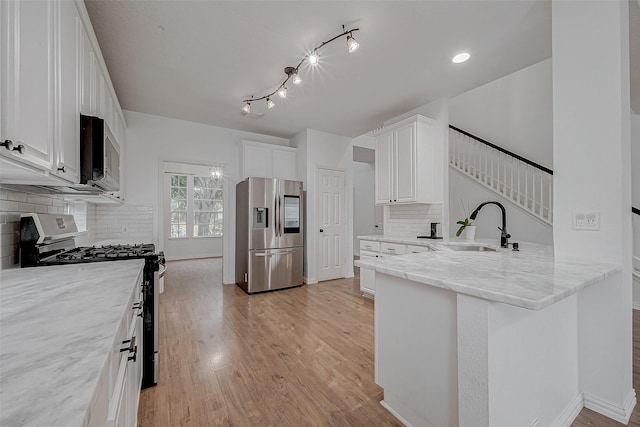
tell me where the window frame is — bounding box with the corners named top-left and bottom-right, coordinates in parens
top-left (168, 173), bottom-right (224, 239)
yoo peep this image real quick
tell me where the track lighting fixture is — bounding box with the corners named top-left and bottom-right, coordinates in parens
top-left (241, 25), bottom-right (360, 115)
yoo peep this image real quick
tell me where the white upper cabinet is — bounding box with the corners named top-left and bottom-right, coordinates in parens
top-left (374, 131), bottom-right (393, 204)
top-left (0, 0), bottom-right (126, 188)
top-left (0, 0), bottom-right (56, 170)
top-left (54, 0), bottom-right (82, 183)
top-left (374, 115), bottom-right (443, 205)
top-left (241, 141), bottom-right (297, 181)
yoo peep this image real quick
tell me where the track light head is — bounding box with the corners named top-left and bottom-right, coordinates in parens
top-left (278, 86), bottom-right (287, 98)
top-left (292, 72), bottom-right (302, 85)
top-left (266, 98), bottom-right (275, 109)
top-left (308, 51), bottom-right (319, 65)
top-left (347, 33), bottom-right (359, 53)
top-left (241, 102), bottom-right (251, 114)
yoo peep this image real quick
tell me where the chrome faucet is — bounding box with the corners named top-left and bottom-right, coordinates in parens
top-left (469, 201), bottom-right (511, 248)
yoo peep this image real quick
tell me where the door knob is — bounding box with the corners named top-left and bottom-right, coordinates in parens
top-left (319, 229), bottom-right (324, 232)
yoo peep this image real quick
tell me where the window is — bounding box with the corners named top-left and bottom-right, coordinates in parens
top-left (169, 173), bottom-right (223, 238)
top-left (169, 175), bottom-right (187, 237)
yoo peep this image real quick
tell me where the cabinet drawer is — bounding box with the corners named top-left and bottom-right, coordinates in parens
top-left (380, 242), bottom-right (406, 255)
top-left (406, 245), bottom-right (431, 254)
top-left (360, 240), bottom-right (380, 252)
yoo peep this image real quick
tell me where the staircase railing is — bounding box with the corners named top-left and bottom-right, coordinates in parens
top-left (449, 125), bottom-right (554, 225)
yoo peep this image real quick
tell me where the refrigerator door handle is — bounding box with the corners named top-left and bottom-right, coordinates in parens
top-left (276, 192), bottom-right (282, 237)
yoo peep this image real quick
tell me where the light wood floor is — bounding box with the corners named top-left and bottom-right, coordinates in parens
top-left (139, 258), bottom-right (640, 426)
top-left (138, 258), bottom-right (402, 426)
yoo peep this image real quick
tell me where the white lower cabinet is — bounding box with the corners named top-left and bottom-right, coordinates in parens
top-left (358, 239), bottom-right (433, 298)
top-left (89, 272), bottom-right (143, 427)
top-left (359, 250), bottom-right (379, 297)
top-left (107, 313), bottom-right (142, 427)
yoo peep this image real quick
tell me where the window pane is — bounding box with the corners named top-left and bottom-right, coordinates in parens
top-left (193, 175), bottom-right (223, 237)
top-left (169, 174), bottom-right (188, 237)
top-left (171, 187), bottom-right (187, 199)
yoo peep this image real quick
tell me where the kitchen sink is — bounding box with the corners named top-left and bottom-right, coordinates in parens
top-left (439, 243), bottom-right (498, 252)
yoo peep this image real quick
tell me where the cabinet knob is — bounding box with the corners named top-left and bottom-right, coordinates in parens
top-left (12, 144), bottom-right (24, 154)
top-left (1, 140), bottom-right (13, 150)
top-left (319, 229), bottom-right (324, 232)
top-left (57, 166), bottom-right (66, 173)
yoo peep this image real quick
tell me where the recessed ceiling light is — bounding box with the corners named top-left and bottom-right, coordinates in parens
top-left (452, 52), bottom-right (470, 63)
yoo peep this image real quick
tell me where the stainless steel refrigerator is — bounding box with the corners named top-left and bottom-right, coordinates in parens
top-left (235, 177), bottom-right (304, 294)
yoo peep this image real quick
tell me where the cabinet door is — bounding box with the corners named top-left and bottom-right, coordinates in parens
top-left (125, 312), bottom-right (142, 426)
top-left (79, 27), bottom-right (96, 115)
top-left (359, 251), bottom-right (377, 296)
top-left (0, 0), bottom-right (55, 170)
top-left (54, 0), bottom-right (81, 183)
top-left (272, 149), bottom-right (297, 180)
top-left (375, 131), bottom-right (393, 204)
top-left (242, 144), bottom-right (273, 178)
top-left (394, 123), bottom-right (417, 203)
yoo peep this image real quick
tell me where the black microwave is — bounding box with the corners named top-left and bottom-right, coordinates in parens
top-left (80, 114), bottom-right (120, 192)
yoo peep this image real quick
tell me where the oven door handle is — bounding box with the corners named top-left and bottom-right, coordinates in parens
top-left (158, 264), bottom-right (167, 279)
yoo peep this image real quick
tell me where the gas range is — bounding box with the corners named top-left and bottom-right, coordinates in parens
top-left (47, 243), bottom-right (159, 264)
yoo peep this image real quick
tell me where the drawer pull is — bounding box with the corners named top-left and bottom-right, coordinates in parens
top-left (12, 144), bottom-right (24, 154)
top-left (1, 140), bottom-right (13, 150)
top-left (120, 336), bottom-right (136, 353)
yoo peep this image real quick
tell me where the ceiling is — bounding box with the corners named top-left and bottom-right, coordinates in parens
top-left (84, 1), bottom-right (638, 139)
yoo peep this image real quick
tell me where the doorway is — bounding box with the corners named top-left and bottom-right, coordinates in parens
top-left (161, 161), bottom-right (223, 260)
top-left (353, 146), bottom-right (382, 257)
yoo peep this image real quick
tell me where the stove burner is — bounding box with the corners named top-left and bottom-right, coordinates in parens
top-left (54, 244), bottom-right (156, 262)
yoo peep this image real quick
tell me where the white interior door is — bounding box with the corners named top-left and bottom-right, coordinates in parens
top-left (318, 168), bottom-right (346, 282)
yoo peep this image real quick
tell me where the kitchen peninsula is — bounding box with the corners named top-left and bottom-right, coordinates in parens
top-left (355, 241), bottom-right (623, 426)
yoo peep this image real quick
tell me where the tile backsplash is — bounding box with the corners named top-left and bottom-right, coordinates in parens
top-left (0, 186), bottom-right (154, 269)
top-left (0, 187), bottom-right (68, 269)
top-left (384, 203), bottom-right (443, 236)
top-left (94, 204), bottom-right (154, 243)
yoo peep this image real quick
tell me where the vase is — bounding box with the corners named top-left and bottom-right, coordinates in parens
top-left (464, 225), bottom-right (476, 241)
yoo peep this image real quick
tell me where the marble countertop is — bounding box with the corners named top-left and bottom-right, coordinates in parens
top-left (0, 260), bottom-right (145, 426)
top-left (357, 234), bottom-right (441, 248)
top-left (355, 238), bottom-right (621, 310)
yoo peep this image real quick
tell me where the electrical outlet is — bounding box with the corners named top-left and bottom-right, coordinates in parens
top-left (572, 212), bottom-right (600, 230)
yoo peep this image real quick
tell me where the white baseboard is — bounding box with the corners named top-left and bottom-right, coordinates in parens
top-left (304, 276), bottom-right (318, 285)
top-left (633, 301), bottom-right (640, 311)
top-left (583, 388), bottom-right (636, 424)
top-left (380, 400), bottom-right (413, 427)
top-left (165, 252), bottom-right (222, 261)
top-left (550, 393), bottom-right (584, 427)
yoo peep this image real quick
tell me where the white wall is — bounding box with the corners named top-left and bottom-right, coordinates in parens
top-left (631, 114), bottom-right (640, 305)
top-left (553, 1), bottom-right (633, 421)
top-left (353, 161), bottom-right (376, 256)
top-left (292, 128), bottom-right (353, 283)
top-left (448, 169), bottom-right (553, 245)
top-left (124, 110), bottom-right (289, 284)
top-left (449, 58), bottom-right (553, 169)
